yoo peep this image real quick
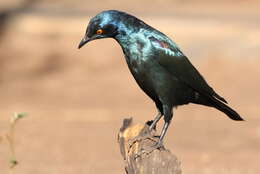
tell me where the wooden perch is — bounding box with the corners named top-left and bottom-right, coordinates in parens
top-left (118, 118), bottom-right (182, 174)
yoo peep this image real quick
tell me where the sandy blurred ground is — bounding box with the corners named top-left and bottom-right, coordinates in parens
top-left (0, 1), bottom-right (260, 174)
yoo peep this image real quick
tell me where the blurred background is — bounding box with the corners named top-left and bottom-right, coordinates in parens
top-left (0, 0), bottom-right (259, 173)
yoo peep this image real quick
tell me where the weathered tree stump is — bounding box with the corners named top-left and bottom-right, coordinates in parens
top-left (118, 118), bottom-right (182, 174)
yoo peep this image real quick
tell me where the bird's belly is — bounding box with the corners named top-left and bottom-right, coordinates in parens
top-left (129, 63), bottom-right (159, 101)
top-left (128, 59), bottom-right (194, 106)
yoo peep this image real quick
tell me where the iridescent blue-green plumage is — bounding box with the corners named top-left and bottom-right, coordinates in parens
top-left (78, 10), bottom-right (244, 146)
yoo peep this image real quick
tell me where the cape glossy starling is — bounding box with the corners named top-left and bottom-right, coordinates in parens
top-left (78, 10), bottom-right (244, 147)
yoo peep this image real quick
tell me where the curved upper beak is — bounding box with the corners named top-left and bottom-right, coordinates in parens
top-left (78, 36), bottom-right (92, 49)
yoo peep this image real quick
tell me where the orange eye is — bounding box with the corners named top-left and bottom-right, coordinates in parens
top-left (96, 29), bottom-right (103, 35)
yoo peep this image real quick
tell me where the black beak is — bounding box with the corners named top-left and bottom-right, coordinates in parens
top-left (78, 36), bottom-right (91, 49)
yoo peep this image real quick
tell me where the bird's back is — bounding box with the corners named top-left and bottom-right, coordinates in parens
top-left (113, 10), bottom-right (230, 106)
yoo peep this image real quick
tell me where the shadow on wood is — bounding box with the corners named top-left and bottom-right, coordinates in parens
top-left (118, 118), bottom-right (182, 174)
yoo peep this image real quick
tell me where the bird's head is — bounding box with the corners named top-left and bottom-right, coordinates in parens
top-left (78, 10), bottom-right (122, 49)
top-left (78, 10), bottom-right (149, 49)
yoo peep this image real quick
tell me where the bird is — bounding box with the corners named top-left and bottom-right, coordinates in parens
top-left (78, 10), bottom-right (244, 148)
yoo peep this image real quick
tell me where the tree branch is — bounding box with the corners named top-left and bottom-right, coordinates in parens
top-left (118, 118), bottom-right (182, 174)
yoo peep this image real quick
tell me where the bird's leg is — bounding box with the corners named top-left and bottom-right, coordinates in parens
top-left (154, 105), bottom-right (173, 147)
top-left (133, 122), bottom-right (170, 159)
top-left (149, 112), bottom-right (163, 131)
top-left (134, 106), bottom-right (173, 159)
top-left (154, 121), bottom-right (170, 148)
top-left (149, 103), bottom-right (163, 131)
top-left (128, 112), bottom-right (162, 148)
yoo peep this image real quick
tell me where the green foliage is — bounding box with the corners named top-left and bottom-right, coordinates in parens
top-left (0, 112), bottom-right (27, 171)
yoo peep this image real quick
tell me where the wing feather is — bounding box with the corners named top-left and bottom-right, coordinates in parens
top-left (150, 36), bottom-right (227, 103)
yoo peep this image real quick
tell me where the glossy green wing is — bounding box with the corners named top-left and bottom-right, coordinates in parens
top-left (149, 36), bottom-right (227, 103)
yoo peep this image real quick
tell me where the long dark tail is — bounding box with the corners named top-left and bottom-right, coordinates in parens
top-left (211, 97), bottom-right (244, 121)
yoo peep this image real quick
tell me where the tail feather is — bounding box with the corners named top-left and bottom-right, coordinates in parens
top-left (213, 92), bottom-right (228, 104)
top-left (211, 97), bottom-right (244, 121)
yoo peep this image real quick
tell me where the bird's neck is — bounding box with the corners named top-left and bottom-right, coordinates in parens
top-left (114, 23), bottom-right (147, 50)
top-left (114, 27), bottom-right (156, 65)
